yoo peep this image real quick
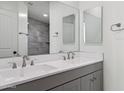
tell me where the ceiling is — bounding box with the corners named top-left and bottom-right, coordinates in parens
top-left (26, 1), bottom-right (49, 24)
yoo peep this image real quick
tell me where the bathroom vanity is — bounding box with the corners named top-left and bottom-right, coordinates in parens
top-left (50, 62), bottom-right (103, 91)
top-left (2, 61), bottom-right (103, 91)
top-left (0, 1), bottom-right (103, 91)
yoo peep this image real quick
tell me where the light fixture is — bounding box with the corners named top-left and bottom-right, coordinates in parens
top-left (19, 13), bottom-right (27, 17)
top-left (43, 14), bottom-right (48, 17)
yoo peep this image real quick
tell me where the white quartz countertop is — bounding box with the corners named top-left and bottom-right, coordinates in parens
top-left (0, 56), bottom-right (103, 90)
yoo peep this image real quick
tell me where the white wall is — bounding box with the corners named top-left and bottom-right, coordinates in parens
top-left (79, 1), bottom-right (124, 90)
top-left (50, 1), bottom-right (79, 53)
top-left (86, 7), bottom-right (101, 18)
top-left (60, 1), bottom-right (79, 8)
top-left (0, 1), bottom-right (18, 12)
top-left (79, 1), bottom-right (103, 53)
top-left (0, 2), bottom-right (28, 56)
top-left (49, 2), bottom-right (61, 53)
top-left (103, 1), bottom-right (124, 90)
top-left (0, 2), bottom-right (18, 57)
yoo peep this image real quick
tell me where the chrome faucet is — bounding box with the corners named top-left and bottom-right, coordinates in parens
top-left (22, 55), bottom-right (29, 68)
top-left (62, 56), bottom-right (66, 60)
top-left (59, 51), bottom-right (75, 60)
top-left (67, 51), bottom-right (75, 60)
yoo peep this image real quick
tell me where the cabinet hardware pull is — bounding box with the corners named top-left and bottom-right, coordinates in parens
top-left (90, 78), bottom-right (94, 82)
top-left (93, 77), bottom-right (96, 80)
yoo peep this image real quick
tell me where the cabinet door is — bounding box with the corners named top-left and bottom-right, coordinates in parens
top-left (80, 74), bottom-right (94, 91)
top-left (63, 79), bottom-right (80, 91)
top-left (81, 70), bottom-right (103, 91)
top-left (93, 70), bottom-right (103, 91)
top-left (50, 86), bottom-right (63, 91)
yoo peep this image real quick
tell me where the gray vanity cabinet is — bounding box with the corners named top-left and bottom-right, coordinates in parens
top-left (80, 74), bottom-right (93, 91)
top-left (80, 70), bottom-right (103, 91)
top-left (93, 70), bottom-right (103, 91)
top-left (51, 70), bottom-right (103, 91)
top-left (50, 86), bottom-right (63, 91)
top-left (3, 62), bottom-right (103, 91)
top-left (62, 79), bottom-right (80, 91)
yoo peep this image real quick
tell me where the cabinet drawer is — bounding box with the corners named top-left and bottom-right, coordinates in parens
top-left (50, 79), bottom-right (80, 91)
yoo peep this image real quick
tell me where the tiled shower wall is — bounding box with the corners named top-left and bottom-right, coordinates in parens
top-left (28, 18), bottom-right (49, 55)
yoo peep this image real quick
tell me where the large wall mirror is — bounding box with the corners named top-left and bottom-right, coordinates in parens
top-left (83, 7), bottom-right (102, 45)
top-left (0, 1), bottom-right (79, 58)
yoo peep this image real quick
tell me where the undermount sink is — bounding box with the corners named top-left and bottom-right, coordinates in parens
top-left (38, 64), bottom-right (57, 72)
top-left (0, 59), bottom-right (84, 83)
top-left (22, 64), bottom-right (57, 77)
top-left (0, 59), bottom-right (84, 85)
top-left (0, 68), bottom-right (21, 84)
top-left (0, 64), bottom-right (58, 84)
top-left (45, 60), bottom-right (73, 68)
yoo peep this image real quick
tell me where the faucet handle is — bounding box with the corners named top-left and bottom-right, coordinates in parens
top-left (62, 56), bottom-right (66, 60)
top-left (59, 50), bottom-right (64, 53)
top-left (8, 62), bottom-right (17, 69)
top-left (23, 55), bottom-right (30, 60)
top-left (30, 60), bottom-right (34, 66)
top-left (22, 61), bottom-right (26, 68)
top-left (72, 55), bottom-right (74, 59)
top-left (13, 63), bottom-right (17, 69)
top-left (72, 52), bottom-right (76, 59)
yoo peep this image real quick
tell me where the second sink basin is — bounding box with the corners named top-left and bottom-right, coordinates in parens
top-left (22, 64), bottom-right (57, 77)
top-left (0, 64), bottom-right (58, 85)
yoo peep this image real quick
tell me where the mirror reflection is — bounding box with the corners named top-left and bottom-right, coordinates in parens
top-left (0, 3), bottom-right (18, 58)
top-left (84, 7), bottom-right (102, 44)
top-left (63, 14), bottom-right (75, 44)
top-left (27, 1), bottom-right (50, 55)
top-left (0, 1), bottom-right (79, 58)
